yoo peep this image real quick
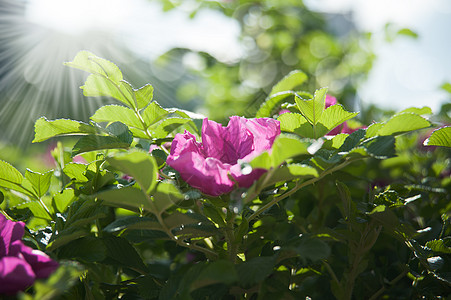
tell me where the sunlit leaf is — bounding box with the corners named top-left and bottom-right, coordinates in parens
top-left (135, 84), bottom-right (154, 109)
top-left (424, 126), bottom-right (451, 147)
top-left (91, 105), bottom-right (142, 129)
top-left (25, 169), bottom-right (53, 198)
top-left (269, 70), bottom-right (308, 96)
top-left (141, 102), bottom-right (170, 126)
top-left (0, 160), bottom-right (31, 195)
top-left (33, 117), bottom-right (98, 143)
top-left (81, 74), bottom-right (134, 108)
top-left (376, 113), bottom-right (431, 136)
top-left (295, 87), bottom-right (327, 125)
top-left (107, 151), bottom-right (158, 194)
top-left (64, 50), bottom-right (123, 83)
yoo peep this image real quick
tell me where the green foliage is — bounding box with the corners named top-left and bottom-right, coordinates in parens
top-left (1, 52), bottom-right (449, 300)
top-left (424, 126), bottom-right (451, 147)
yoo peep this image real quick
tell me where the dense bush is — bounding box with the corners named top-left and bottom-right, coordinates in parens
top-left (0, 52), bottom-right (450, 299)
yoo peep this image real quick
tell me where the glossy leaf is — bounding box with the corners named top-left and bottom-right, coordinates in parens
top-left (33, 117), bottom-right (97, 143)
top-left (52, 188), bottom-right (76, 213)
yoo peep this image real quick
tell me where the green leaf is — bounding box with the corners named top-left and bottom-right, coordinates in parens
top-left (375, 113), bottom-right (431, 136)
top-left (63, 163), bottom-right (88, 182)
top-left (256, 91), bottom-right (296, 118)
top-left (72, 135), bottom-right (130, 156)
top-left (31, 263), bottom-right (83, 300)
top-left (91, 105), bottom-right (142, 129)
top-left (203, 203), bottom-right (226, 227)
top-left (190, 260), bottom-right (238, 291)
top-left (362, 136), bottom-right (396, 159)
top-left (441, 82), bottom-right (451, 94)
top-left (58, 236), bottom-right (107, 263)
top-left (103, 235), bottom-right (148, 273)
top-left (107, 151), bottom-right (158, 194)
top-left (236, 256), bottom-right (276, 286)
top-left (365, 122), bottom-right (384, 138)
top-left (148, 117), bottom-right (191, 139)
top-left (278, 112), bottom-right (309, 133)
top-left (269, 70), bottom-right (308, 96)
top-left (141, 102), bottom-right (170, 126)
top-left (293, 236), bottom-right (331, 262)
top-left (397, 28), bottom-right (418, 38)
top-left (52, 188), bottom-right (76, 213)
top-left (0, 160), bottom-right (31, 195)
top-left (295, 87), bottom-right (327, 125)
top-left (106, 122), bottom-right (133, 144)
top-left (398, 106), bottom-right (432, 115)
top-left (97, 186), bottom-right (151, 212)
top-left (317, 105), bottom-right (359, 133)
top-left (103, 216), bottom-right (162, 233)
top-left (424, 126), bottom-right (451, 147)
top-left (152, 182), bottom-right (184, 215)
top-left (250, 135), bottom-right (310, 169)
top-left (25, 169), bottom-right (53, 198)
top-left (322, 134), bottom-right (349, 150)
top-left (64, 50), bottom-right (123, 83)
top-left (135, 84), bottom-right (154, 109)
top-left (267, 164), bottom-right (318, 186)
top-left (33, 117), bottom-right (98, 143)
top-left (425, 239), bottom-right (451, 254)
top-left (81, 74), bottom-right (135, 108)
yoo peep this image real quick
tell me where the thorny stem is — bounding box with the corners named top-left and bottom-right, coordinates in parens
top-left (224, 210), bottom-right (238, 263)
top-left (248, 159), bottom-right (355, 222)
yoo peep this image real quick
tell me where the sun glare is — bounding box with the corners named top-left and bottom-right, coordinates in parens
top-left (25, 0), bottom-right (131, 35)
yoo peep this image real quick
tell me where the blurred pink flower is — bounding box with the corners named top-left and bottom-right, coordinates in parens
top-left (325, 94), bottom-right (337, 107)
top-left (0, 214), bottom-right (58, 295)
top-left (167, 116), bottom-right (280, 196)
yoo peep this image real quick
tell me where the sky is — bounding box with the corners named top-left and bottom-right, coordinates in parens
top-left (20, 0), bottom-right (451, 113)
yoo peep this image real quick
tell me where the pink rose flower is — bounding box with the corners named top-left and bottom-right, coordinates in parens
top-left (0, 214), bottom-right (59, 295)
top-left (167, 116), bottom-right (281, 196)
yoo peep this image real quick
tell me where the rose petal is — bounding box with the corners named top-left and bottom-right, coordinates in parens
top-left (0, 256), bottom-right (35, 294)
top-left (9, 241), bottom-right (59, 279)
top-left (168, 150), bottom-right (234, 196)
top-left (0, 214), bottom-right (25, 257)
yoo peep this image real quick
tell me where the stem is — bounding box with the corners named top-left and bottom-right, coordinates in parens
top-left (38, 197), bottom-right (54, 220)
top-left (224, 210), bottom-right (237, 263)
top-left (368, 270), bottom-right (408, 300)
top-left (144, 193), bottom-right (217, 258)
top-left (248, 159), bottom-right (354, 222)
top-left (323, 261), bottom-right (340, 285)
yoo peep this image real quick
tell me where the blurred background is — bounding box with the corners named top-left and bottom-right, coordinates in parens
top-left (0, 0), bottom-right (450, 148)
